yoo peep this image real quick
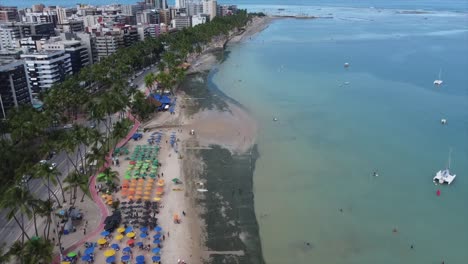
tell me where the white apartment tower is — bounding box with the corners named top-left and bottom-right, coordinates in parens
top-left (202, 0), bottom-right (217, 20)
top-left (20, 50), bottom-right (72, 93)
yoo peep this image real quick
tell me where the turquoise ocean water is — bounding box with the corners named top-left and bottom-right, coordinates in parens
top-left (210, 4), bottom-right (468, 264)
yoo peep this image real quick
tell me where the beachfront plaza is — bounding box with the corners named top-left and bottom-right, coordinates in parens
top-left (62, 127), bottom-right (187, 264)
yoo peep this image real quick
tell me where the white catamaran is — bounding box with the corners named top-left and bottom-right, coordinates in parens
top-left (434, 69), bottom-right (443, 86)
top-left (433, 149), bottom-right (456, 185)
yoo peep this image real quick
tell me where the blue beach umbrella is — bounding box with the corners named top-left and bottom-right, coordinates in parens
top-left (136, 242), bottom-right (144, 247)
top-left (81, 255), bottom-right (92, 261)
top-left (152, 239), bottom-right (161, 244)
top-left (123, 247), bottom-right (131, 252)
top-left (136, 255), bottom-right (145, 262)
top-left (84, 247), bottom-right (95, 255)
top-left (101, 230), bottom-right (110, 236)
top-left (125, 226), bottom-right (133, 233)
top-left (151, 247), bottom-right (160, 254)
top-left (140, 233), bottom-right (148, 238)
top-left (111, 243), bottom-right (120, 250)
top-left (121, 255), bottom-right (130, 262)
top-left (154, 226), bottom-right (162, 232)
top-left (140, 227), bottom-right (148, 232)
top-left (152, 256), bottom-right (161, 262)
top-left (106, 256), bottom-right (116, 263)
top-left (153, 234), bottom-right (161, 239)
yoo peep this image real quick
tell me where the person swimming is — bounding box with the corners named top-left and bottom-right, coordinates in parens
top-left (373, 170), bottom-right (379, 177)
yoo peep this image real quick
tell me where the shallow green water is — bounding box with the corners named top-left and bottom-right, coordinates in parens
top-left (211, 8), bottom-right (468, 264)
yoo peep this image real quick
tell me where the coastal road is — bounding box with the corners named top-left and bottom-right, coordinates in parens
top-left (0, 64), bottom-right (158, 248)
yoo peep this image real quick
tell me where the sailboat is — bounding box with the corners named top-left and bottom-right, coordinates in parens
top-left (433, 149), bottom-right (456, 185)
top-left (433, 69), bottom-right (443, 86)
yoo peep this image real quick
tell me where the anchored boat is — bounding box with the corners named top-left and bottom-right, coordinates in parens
top-left (433, 149), bottom-right (456, 185)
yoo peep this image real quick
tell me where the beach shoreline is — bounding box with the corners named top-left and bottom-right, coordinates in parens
top-left (167, 15), bottom-right (273, 263)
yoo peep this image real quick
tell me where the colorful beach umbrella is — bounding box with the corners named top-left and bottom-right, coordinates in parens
top-left (106, 256), bottom-right (116, 263)
top-left (153, 239), bottom-right (161, 244)
top-left (97, 238), bottom-right (107, 245)
top-left (123, 247), bottom-right (131, 252)
top-left (136, 255), bottom-right (145, 262)
top-left (152, 256), bottom-right (161, 262)
top-left (67, 252), bottom-right (77, 257)
top-left (125, 226), bottom-right (133, 233)
top-left (126, 232), bottom-right (135, 238)
top-left (153, 234), bottom-right (161, 239)
top-left (154, 226), bottom-right (162, 232)
top-left (111, 244), bottom-right (120, 250)
top-left (117, 227), bottom-right (125, 233)
top-left (81, 255), bottom-right (92, 261)
top-left (115, 234), bottom-right (124, 240)
top-left (140, 227), bottom-right (148, 232)
top-left (100, 231), bottom-right (110, 236)
top-left (153, 197), bottom-right (161, 202)
top-left (151, 247), bottom-right (160, 254)
top-left (121, 255), bottom-right (130, 261)
top-left (140, 233), bottom-right (148, 238)
top-left (127, 239), bottom-right (135, 245)
top-left (104, 249), bottom-right (116, 257)
top-left (84, 247), bottom-right (95, 255)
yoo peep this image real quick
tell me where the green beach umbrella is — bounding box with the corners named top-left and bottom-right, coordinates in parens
top-left (172, 178), bottom-right (181, 183)
top-left (67, 252), bottom-right (77, 257)
top-left (124, 175), bottom-right (131, 179)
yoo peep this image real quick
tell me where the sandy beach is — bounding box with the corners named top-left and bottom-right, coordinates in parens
top-left (70, 15), bottom-right (271, 264)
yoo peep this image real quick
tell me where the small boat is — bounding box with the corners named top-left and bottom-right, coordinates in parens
top-left (433, 149), bottom-right (456, 185)
top-left (197, 189), bottom-right (208, 192)
top-left (273, 117), bottom-right (278, 121)
top-left (434, 69), bottom-right (443, 86)
top-left (344, 62), bottom-right (350, 68)
top-left (440, 119), bottom-right (447, 125)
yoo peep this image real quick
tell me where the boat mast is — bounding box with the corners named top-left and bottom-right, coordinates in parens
top-left (447, 148), bottom-right (452, 169)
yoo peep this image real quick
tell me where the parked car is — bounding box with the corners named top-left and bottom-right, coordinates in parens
top-left (63, 124), bottom-right (73, 129)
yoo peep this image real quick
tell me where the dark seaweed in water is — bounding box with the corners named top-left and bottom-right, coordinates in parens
top-left (199, 145), bottom-right (265, 264)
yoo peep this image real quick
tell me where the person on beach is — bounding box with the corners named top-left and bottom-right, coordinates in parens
top-left (182, 211), bottom-right (186, 216)
top-left (162, 235), bottom-right (165, 240)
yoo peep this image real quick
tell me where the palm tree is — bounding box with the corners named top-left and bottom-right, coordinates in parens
top-left (34, 199), bottom-right (54, 240)
top-left (64, 172), bottom-right (81, 205)
top-left (98, 167), bottom-right (119, 189)
top-left (144, 72), bottom-right (156, 91)
top-left (33, 164), bottom-right (62, 208)
top-left (0, 243), bottom-right (11, 264)
top-left (0, 185), bottom-right (35, 243)
top-left (22, 237), bottom-right (54, 264)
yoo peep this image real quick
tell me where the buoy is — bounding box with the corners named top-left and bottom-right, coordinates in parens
top-left (344, 62), bottom-right (350, 68)
top-left (436, 189), bottom-right (441, 196)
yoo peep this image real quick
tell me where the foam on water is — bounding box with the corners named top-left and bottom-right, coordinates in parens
top-left (212, 7), bottom-right (468, 264)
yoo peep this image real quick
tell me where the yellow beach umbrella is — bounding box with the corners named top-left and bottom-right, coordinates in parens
top-left (156, 191), bottom-right (163, 195)
top-left (143, 196), bottom-right (150, 200)
top-left (61, 262), bottom-right (71, 264)
top-left (117, 227), bottom-right (125, 233)
top-left (115, 234), bottom-right (124, 240)
top-left (145, 186), bottom-right (152, 190)
top-left (144, 191), bottom-right (151, 195)
top-left (126, 232), bottom-right (135, 238)
top-left (104, 249), bottom-right (116, 257)
top-left (128, 196), bottom-right (134, 200)
top-left (97, 238), bottom-right (107, 245)
top-left (153, 197), bottom-right (161, 202)
top-left (135, 195), bottom-right (142, 200)
top-left (148, 179), bottom-right (154, 182)
top-left (101, 194), bottom-right (107, 198)
top-left (157, 182), bottom-right (164, 187)
top-left (136, 187), bottom-right (143, 191)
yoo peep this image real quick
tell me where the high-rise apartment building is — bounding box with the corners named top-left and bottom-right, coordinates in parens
top-left (0, 25), bottom-right (21, 50)
top-left (21, 50), bottom-right (72, 93)
top-left (94, 31), bottom-right (123, 61)
top-left (42, 40), bottom-right (89, 74)
top-left (0, 60), bottom-right (32, 118)
top-left (202, 0), bottom-right (217, 20)
top-left (172, 15), bottom-right (191, 30)
top-left (0, 6), bottom-right (19, 23)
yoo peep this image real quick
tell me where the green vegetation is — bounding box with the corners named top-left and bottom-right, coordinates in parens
top-left (0, 10), bottom-right (254, 260)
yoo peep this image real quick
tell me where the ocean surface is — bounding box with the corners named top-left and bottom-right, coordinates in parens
top-left (208, 4), bottom-right (468, 264)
